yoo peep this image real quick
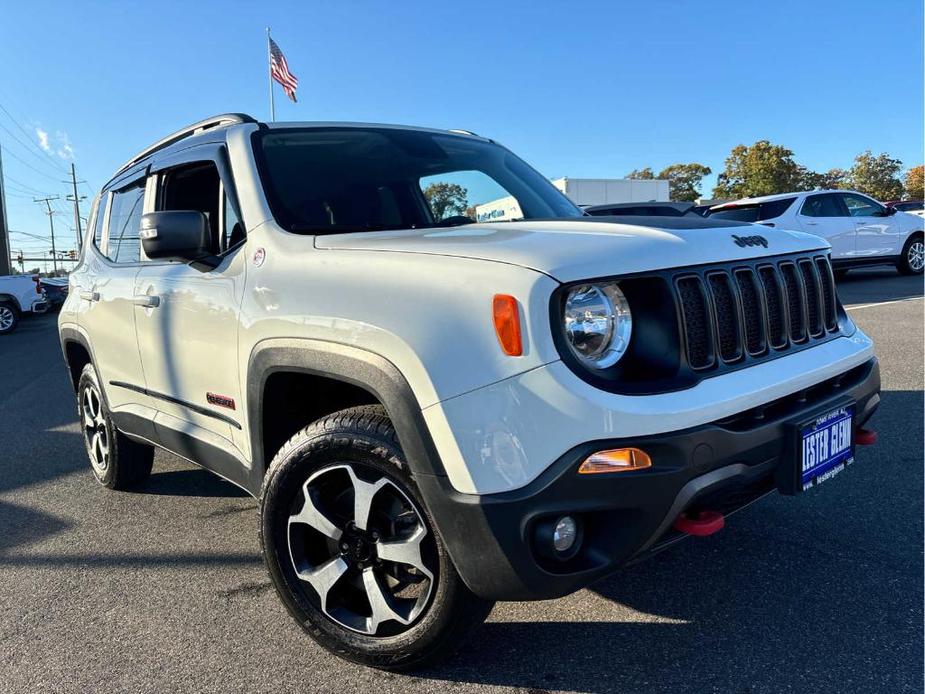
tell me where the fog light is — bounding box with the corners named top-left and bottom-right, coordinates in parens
top-left (578, 447), bottom-right (652, 474)
top-left (534, 515), bottom-right (583, 561)
top-left (553, 516), bottom-right (578, 553)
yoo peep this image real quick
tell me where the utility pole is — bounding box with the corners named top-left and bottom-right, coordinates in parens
top-left (0, 145), bottom-right (11, 275)
top-left (66, 163), bottom-right (86, 250)
top-left (34, 196), bottom-right (60, 274)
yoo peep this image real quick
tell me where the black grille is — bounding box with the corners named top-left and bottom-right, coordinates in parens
top-left (676, 276), bottom-right (714, 369)
top-left (815, 257), bottom-right (838, 331)
top-left (758, 265), bottom-right (788, 349)
top-left (708, 272), bottom-right (742, 362)
top-left (676, 254), bottom-right (839, 372)
top-left (779, 262), bottom-right (807, 343)
top-left (734, 269), bottom-right (766, 355)
top-left (799, 259), bottom-right (824, 337)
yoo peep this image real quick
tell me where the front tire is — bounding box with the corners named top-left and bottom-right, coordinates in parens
top-left (260, 405), bottom-right (493, 670)
top-left (897, 234), bottom-right (924, 275)
top-left (77, 363), bottom-right (154, 490)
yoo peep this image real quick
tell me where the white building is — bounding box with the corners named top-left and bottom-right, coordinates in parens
top-left (475, 177), bottom-right (669, 223)
top-left (552, 177), bottom-right (669, 206)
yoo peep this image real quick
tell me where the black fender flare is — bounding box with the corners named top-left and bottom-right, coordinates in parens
top-left (245, 338), bottom-right (449, 488)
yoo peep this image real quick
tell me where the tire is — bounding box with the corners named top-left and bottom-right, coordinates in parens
top-left (897, 234), bottom-right (924, 275)
top-left (260, 405), bottom-right (494, 670)
top-left (0, 301), bottom-right (20, 335)
top-left (77, 363), bottom-right (154, 490)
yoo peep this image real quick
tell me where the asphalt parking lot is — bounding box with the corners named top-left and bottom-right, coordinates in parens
top-left (1, 268), bottom-right (922, 694)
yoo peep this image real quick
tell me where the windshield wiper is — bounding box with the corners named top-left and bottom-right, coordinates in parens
top-left (289, 223), bottom-right (409, 234)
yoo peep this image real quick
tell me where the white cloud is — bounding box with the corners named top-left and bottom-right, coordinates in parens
top-left (55, 130), bottom-right (74, 160)
top-left (35, 127), bottom-right (50, 152)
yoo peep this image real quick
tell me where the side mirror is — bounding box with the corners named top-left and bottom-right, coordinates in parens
top-left (886, 206), bottom-right (898, 216)
top-left (140, 211), bottom-right (219, 270)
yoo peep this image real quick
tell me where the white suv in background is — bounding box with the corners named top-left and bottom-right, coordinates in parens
top-left (709, 191), bottom-right (924, 275)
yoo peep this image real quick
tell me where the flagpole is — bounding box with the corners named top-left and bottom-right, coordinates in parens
top-left (266, 27), bottom-right (275, 122)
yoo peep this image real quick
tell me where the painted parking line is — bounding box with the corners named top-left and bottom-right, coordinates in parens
top-left (845, 296), bottom-right (923, 312)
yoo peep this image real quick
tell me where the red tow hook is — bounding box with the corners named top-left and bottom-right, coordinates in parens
top-left (673, 510), bottom-right (725, 537)
top-left (854, 427), bottom-right (877, 446)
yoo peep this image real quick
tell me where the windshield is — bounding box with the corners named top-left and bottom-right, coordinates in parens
top-left (252, 127), bottom-right (582, 233)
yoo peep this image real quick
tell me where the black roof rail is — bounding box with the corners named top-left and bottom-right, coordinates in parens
top-left (113, 113), bottom-right (257, 177)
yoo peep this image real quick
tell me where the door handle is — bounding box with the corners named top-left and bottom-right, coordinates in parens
top-left (132, 295), bottom-right (160, 309)
top-left (79, 291), bottom-right (100, 302)
top-left (804, 221), bottom-right (818, 226)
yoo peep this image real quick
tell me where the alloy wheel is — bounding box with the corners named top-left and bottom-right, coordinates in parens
top-left (0, 306), bottom-right (14, 332)
top-left (287, 464), bottom-right (436, 636)
top-left (909, 240), bottom-right (924, 272)
top-left (82, 385), bottom-right (110, 474)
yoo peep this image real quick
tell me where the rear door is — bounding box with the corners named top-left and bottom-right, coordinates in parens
top-left (76, 174), bottom-right (153, 431)
top-left (840, 192), bottom-right (902, 258)
top-left (796, 193), bottom-right (856, 259)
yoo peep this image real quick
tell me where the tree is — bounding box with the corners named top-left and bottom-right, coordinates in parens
top-left (799, 167), bottom-right (849, 191)
top-left (713, 140), bottom-right (803, 199)
top-left (422, 182), bottom-right (468, 220)
top-left (626, 167), bottom-right (655, 180)
top-left (847, 150), bottom-right (903, 201)
top-left (904, 165), bottom-right (924, 200)
top-left (657, 163), bottom-right (712, 201)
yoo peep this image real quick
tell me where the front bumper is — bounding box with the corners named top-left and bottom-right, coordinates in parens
top-left (418, 357), bottom-right (880, 601)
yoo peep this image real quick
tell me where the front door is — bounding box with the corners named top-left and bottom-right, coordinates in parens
top-left (132, 149), bottom-right (249, 479)
top-left (840, 192), bottom-right (902, 259)
top-left (796, 192), bottom-right (856, 260)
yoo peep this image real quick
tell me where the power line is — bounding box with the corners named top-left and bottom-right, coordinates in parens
top-left (0, 99), bottom-right (70, 175)
top-left (0, 143), bottom-right (64, 183)
top-left (0, 119), bottom-right (68, 179)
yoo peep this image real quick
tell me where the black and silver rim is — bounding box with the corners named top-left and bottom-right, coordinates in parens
top-left (0, 306), bottom-right (14, 332)
top-left (287, 464), bottom-right (436, 636)
top-left (81, 385), bottom-right (110, 474)
top-left (908, 240), bottom-right (924, 272)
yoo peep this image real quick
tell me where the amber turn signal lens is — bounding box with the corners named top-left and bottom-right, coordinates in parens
top-left (578, 448), bottom-right (652, 474)
top-left (492, 294), bottom-right (523, 356)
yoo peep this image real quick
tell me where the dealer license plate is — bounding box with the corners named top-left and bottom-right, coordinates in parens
top-left (796, 404), bottom-right (855, 493)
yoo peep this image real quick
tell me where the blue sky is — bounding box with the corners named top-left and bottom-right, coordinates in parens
top-left (1, 0), bottom-right (922, 260)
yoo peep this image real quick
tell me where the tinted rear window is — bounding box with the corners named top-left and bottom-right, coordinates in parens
top-left (710, 197), bottom-right (796, 222)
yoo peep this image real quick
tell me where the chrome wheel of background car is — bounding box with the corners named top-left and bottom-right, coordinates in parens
top-left (908, 240), bottom-right (924, 272)
top-left (81, 385), bottom-right (110, 474)
top-left (0, 306), bottom-right (14, 332)
top-left (287, 463), bottom-right (435, 636)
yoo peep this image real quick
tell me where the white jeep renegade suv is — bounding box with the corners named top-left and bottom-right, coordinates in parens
top-left (58, 114), bottom-right (880, 669)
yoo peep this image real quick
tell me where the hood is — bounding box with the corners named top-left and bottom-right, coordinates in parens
top-left (314, 216), bottom-right (829, 283)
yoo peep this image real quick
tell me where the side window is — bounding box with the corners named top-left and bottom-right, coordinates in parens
top-left (222, 187), bottom-right (245, 251)
top-left (840, 193), bottom-right (883, 218)
top-left (91, 194), bottom-right (108, 249)
top-left (159, 162), bottom-right (222, 254)
top-left (106, 181), bottom-right (146, 263)
top-left (800, 193), bottom-right (843, 218)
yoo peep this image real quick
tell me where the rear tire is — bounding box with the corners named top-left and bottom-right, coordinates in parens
top-left (260, 405), bottom-right (493, 670)
top-left (77, 363), bottom-right (154, 490)
top-left (0, 301), bottom-right (20, 335)
top-left (897, 234), bottom-right (924, 275)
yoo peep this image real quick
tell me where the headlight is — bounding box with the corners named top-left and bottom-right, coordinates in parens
top-left (563, 282), bottom-right (632, 368)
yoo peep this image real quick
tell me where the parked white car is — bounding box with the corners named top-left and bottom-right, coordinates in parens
top-left (0, 274), bottom-right (48, 334)
top-left (59, 115), bottom-right (881, 669)
top-left (709, 191), bottom-right (924, 275)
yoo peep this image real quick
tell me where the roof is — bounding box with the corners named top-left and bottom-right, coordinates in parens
top-left (105, 114), bottom-right (489, 189)
top-left (710, 189), bottom-right (867, 209)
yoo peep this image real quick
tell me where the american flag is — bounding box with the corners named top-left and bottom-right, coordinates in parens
top-left (269, 37), bottom-right (298, 102)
